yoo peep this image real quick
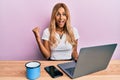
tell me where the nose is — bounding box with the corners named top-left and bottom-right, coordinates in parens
top-left (60, 14), bottom-right (63, 19)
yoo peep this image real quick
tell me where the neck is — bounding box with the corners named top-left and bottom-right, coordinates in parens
top-left (56, 27), bottom-right (64, 32)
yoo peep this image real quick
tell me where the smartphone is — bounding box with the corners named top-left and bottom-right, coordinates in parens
top-left (44, 65), bottom-right (63, 78)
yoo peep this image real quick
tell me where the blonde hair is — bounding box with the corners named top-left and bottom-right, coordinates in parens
top-left (49, 3), bottom-right (76, 47)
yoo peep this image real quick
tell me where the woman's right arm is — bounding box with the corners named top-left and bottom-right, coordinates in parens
top-left (32, 27), bottom-right (51, 59)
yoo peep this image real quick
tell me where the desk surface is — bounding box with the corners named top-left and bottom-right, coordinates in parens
top-left (0, 60), bottom-right (120, 80)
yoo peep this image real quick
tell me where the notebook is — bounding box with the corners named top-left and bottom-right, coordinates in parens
top-left (57, 43), bottom-right (117, 79)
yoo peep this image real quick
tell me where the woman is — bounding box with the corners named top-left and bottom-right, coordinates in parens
top-left (32, 3), bottom-right (79, 61)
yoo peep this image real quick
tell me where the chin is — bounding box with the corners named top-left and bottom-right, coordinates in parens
top-left (59, 25), bottom-right (65, 28)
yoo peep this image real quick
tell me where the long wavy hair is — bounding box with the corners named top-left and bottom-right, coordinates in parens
top-left (49, 3), bottom-right (76, 47)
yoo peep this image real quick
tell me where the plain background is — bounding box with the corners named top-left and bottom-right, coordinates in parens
top-left (0, 0), bottom-right (120, 60)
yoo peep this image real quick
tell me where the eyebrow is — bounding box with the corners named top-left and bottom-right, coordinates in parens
top-left (56, 11), bottom-right (66, 14)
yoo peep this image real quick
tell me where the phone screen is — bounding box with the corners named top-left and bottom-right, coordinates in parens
top-left (44, 65), bottom-right (63, 78)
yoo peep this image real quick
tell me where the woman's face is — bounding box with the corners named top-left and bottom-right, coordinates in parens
top-left (55, 7), bottom-right (67, 28)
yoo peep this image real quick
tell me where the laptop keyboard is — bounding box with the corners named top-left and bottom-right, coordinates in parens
top-left (65, 67), bottom-right (75, 76)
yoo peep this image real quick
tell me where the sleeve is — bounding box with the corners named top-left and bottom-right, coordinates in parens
top-left (73, 27), bottom-right (80, 40)
top-left (42, 28), bottom-right (50, 41)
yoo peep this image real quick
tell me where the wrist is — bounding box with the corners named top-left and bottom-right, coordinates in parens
top-left (34, 32), bottom-right (40, 38)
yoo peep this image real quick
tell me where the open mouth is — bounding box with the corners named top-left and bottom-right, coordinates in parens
top-left (58, 20), bottom-right (65, 25)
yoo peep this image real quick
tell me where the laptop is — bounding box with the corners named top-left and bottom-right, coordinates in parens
top-left (57, 43), bottom-right (117, 79)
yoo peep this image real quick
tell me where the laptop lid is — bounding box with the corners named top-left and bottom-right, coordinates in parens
top-left (73, 43), bottom-right (117, 78)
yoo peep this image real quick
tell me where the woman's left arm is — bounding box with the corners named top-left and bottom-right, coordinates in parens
top-left (72, 40), bottom-right (79, 61)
